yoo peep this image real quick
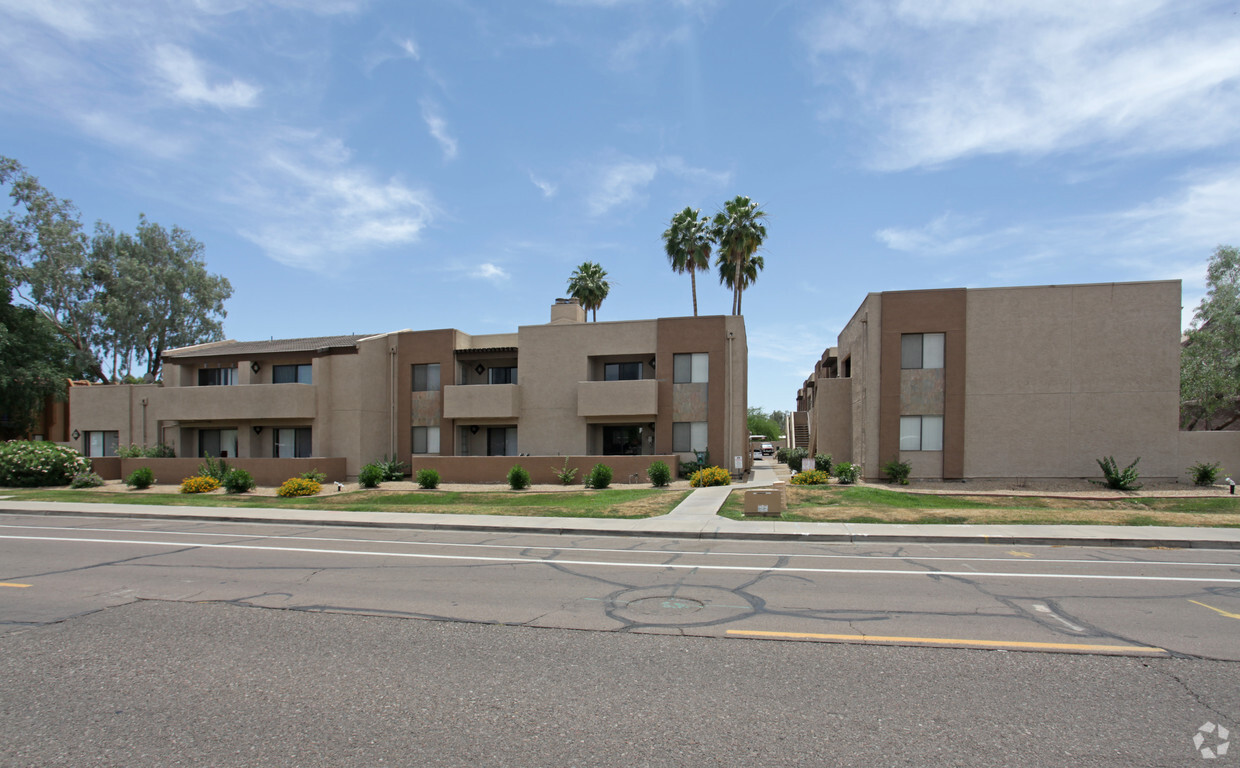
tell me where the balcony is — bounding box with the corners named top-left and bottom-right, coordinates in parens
top-left (442, 384), bottom-right (520, 419)
top-left (157, 383), bottom-right (318, 421)
top-left (577, 379), bottom-right (658, 418)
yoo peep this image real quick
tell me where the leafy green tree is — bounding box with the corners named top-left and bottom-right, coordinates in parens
top-left (711, 195), bottom-right (767, 315)
top-left (661, 206), bottom-right (712, 316)
top-left (1182, 245), bottom-right (1240, 429)
top-left (746, 407), bottom-right (782, 440)
top-left (90, 216), bottom-right (231, 380)
top-left (566, 261), bottom-right (611, 321)
top-left (1, 155), bottom-right (231, 382)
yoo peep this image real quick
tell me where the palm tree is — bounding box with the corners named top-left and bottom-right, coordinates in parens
top-left (661, 207), bottom-right (712, 316)
top-left (711, 195), bottom-right (768, 315)
top-left (716, 253), bottom-right (764, 316)
top-left (566, 261), bottom-right (611, 321)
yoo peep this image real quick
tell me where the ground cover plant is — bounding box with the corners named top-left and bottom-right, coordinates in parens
top-left (223, 468), bottom-right (256, 494)
top-left (358, 463), bottom-right (384, 489)
top-left (0, 486), bottom-right (691, 519)
top-left (508, 465), bottom-right (531, 490)
top-left (717, 485), bottom-right (1240, 527)
top-left (689, 466), bottom-right (730, 487)
top-left (181, 476), bottom-right (220, 494)
top-left (278, 477), bottom-right (321, 497)
top-left (1188, 461), bottom-right (1222, 486)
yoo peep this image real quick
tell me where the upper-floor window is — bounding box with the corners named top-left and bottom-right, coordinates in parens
top-left (198, 367), bottom-right (236, 386)
top-left (273, 363), bottom-right (312, 384)
top-left (673, 353), bottom-right (708, 384)
top-left (412, 363), bottom-right (441, 392)
top-left (604, 362), bottom-right (642, 381)
top-left (488, 366), bottom-right (517, 385)
top-left (901, 333), bottom-right (945, 370)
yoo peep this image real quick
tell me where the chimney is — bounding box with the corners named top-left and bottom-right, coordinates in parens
top-left (550, 297), bottom-right (586, 324)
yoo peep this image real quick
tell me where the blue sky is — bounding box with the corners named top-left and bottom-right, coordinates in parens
top-left (2, 1), bottom-right (1238, 413)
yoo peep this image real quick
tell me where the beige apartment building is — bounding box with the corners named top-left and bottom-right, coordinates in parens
top-left (793, 280), bottom-right (1240, 482)
top-left (69, 300), bottom-right (750, 481)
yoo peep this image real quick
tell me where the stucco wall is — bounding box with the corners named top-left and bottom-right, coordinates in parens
top-left (407, 454), bottom-right (679, 485)
top-left (963, 281), bottom-right (1182, 478)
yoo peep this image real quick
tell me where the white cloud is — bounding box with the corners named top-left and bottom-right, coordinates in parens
top-left (154, 44), bottom-right (260, 109)
top-left (420, 100), bottom-right (458, 161)
top-left (234, 131), bottom-right (435, 271)
top-left (473, 263), bottom-right (510, 281)
top-left (0, 0), bottom-right (99, 39)
top-left (806, 1), bottom-right (1240, 169)
top-left (529, 173), bottom-right (558, 198)
top-left (583, 155), bottom-right (727, 216)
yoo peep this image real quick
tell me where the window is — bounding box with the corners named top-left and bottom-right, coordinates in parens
top-left (604, 362), bottom-right (642, 381)
top-left (412, 426), bottom-right (440, 454)
top-left (199, 428), bottom-right (238, 458)
top-left (198, 367), bottom-right (236, 386)
top-left (842, 357), bottom-right (852, 378)
top-left (672, 421), bottom-right (708, 452)
top-left (901, 333), bottom-right (945, 370)
top-left (602, 425), bottom-right (643, 455)
top-left (85, 431), bottom-right (119, 457)
top-left (899, 415), bottom-right (943, 451)
top-left (273, 427), bottom-right (312, 458)
top-left (273, 364), bottom-right (312, 384)
top-left (488, 367), bottom-right (517, 385)
top-left (487, 427), bottom-right (518, 456)
top-left (673, 353), bottom-right (709, 383)
top-left (412, 363), bottom-right (441, 392)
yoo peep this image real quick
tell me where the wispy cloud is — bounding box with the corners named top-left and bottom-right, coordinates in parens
top-left (529, 173), bottom-right (558, 198)
top-left (582, 155), bottom-right (729, 216)
top-left (806, 1), bottom-right (1240, 170)
top-left (420, 100), bottom-right (458, 161)
top-left (473, 263), bottom-right (510, 281)
top-left (153, 44), bottom-right (260, 109)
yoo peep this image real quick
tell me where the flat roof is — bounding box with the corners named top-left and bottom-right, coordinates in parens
top-left (163, 334), bottom-right (373, 360)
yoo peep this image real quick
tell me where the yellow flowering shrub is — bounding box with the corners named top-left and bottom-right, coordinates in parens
top-left (277, 477), bottom-right (321, 497)
top-left (790, 469), bottom-right (831, 486)
top-left (689, 466), bottom-right (731, 487)
top-left (180, 475), bottom-right (221, 494)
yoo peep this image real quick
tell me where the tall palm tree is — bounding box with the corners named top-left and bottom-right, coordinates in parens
top-left (716, 253), bottom-right (764, 316)
top-left (711, 195), bottom-right (768, 315)
top-left (566, 261), bottom-right (611, 321)
top-left (661, 207), bottom-right (712, 317)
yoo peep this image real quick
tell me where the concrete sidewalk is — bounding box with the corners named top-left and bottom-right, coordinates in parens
top-left (3, 472), bottom-right (1239, 549)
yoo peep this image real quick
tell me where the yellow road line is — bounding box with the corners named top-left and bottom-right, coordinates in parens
top-left (0, 582), bottom-right (31, 588)
top-left (1189, 599), bottom-right (1240, 620)
top-left (1007, 551), bottom-right (1035, 558)
top-left (725, 629), bottom-right (1166, 654)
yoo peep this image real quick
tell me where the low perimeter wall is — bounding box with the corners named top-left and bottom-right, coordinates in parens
top-left (92, 457), bottom-right (349, 487)
top-left (407, 455), bottom-right (680, 485)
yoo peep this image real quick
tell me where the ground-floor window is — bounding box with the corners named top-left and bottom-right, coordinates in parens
top-left (602, 425), bottom-right (644, 455)
top-left (487, 426), bottom-right (517, 456)
top-left (899, 415), bottom-right (943, 451)
top-left (273, 427), bottom-right (312, 458)
top-left (412, 426), bottom-right (440, 454)
top-left (672, 421), bottom-right (707, 453)
top-left (85, 430), bottom-right (119, 457)
top-left (199, 428), bottom-right (238, 458)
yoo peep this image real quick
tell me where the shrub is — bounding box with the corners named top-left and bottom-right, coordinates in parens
top-left (1097, 456), bottom-right (1142, 491)
top-left (678, 460), bottom-right (702, 479)
top-left (790, 469), bottom-right (831, 485)
top-left (507, 464), bottom-right (531, 490)
top-left (787, 447), bottom-right (810, 472)
top-left (814, 453), bottom-right (833, 473)
top-left (69, 471), bottom-right (105, 489)
top-left (198, 455), bottom-right (230, 482)
top-left (222, 468), bottom-right (256, 494)
top-left (585, 463), bottom-right (613, 489)
top-left (775, 446), bottom-right (790, 464)
top-left (278, 477), bottom-right (321, 497)
top-left (416, 468), bottom-right (440, 489)
top-left (117, 443), bottom-right (175, 458)
top-left (300, 468), bottom-right (328, 483)
top-left (180, 475), bottom-right (221, 494)
top-left (551, 457), bottom-right (578, 485)
top-left (833, 461), bottom-right (860, 485)
top-left (125, 466), bottom-right (156, 490)
top-left (647, 460), bottom-right (672, 488)
top-left (1188, 461), bottom-right (1222, 487)
top-left (881, 459), bottom-right (911, 485)
top-left (358, 463), bottom-right (384, 489)
top-left (689, 466), bottom-right (731, 487)
top-left (375, 455), bottom-right (407, 481)
top-left (0, 441), bottom-right (91, 487)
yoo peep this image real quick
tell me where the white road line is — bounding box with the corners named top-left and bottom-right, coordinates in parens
top-left (0, 522), bottom-right (1235, 569)
top-left (4, 533), bottom-right (1240, 584)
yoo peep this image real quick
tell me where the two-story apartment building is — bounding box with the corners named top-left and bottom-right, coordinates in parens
top-left (69, 300), bottom-right (750, 480)
top-left (793, 280), bottom-right (1240, 482)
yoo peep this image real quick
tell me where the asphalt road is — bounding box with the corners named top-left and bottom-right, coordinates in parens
top-left (1, 512), bottom-right (1238, 766)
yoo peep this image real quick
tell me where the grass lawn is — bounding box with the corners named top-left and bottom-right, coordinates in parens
top-left (717, 485), bottom-right (1240, 527)
top-left (0, 487), bottom-right (691, 519)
